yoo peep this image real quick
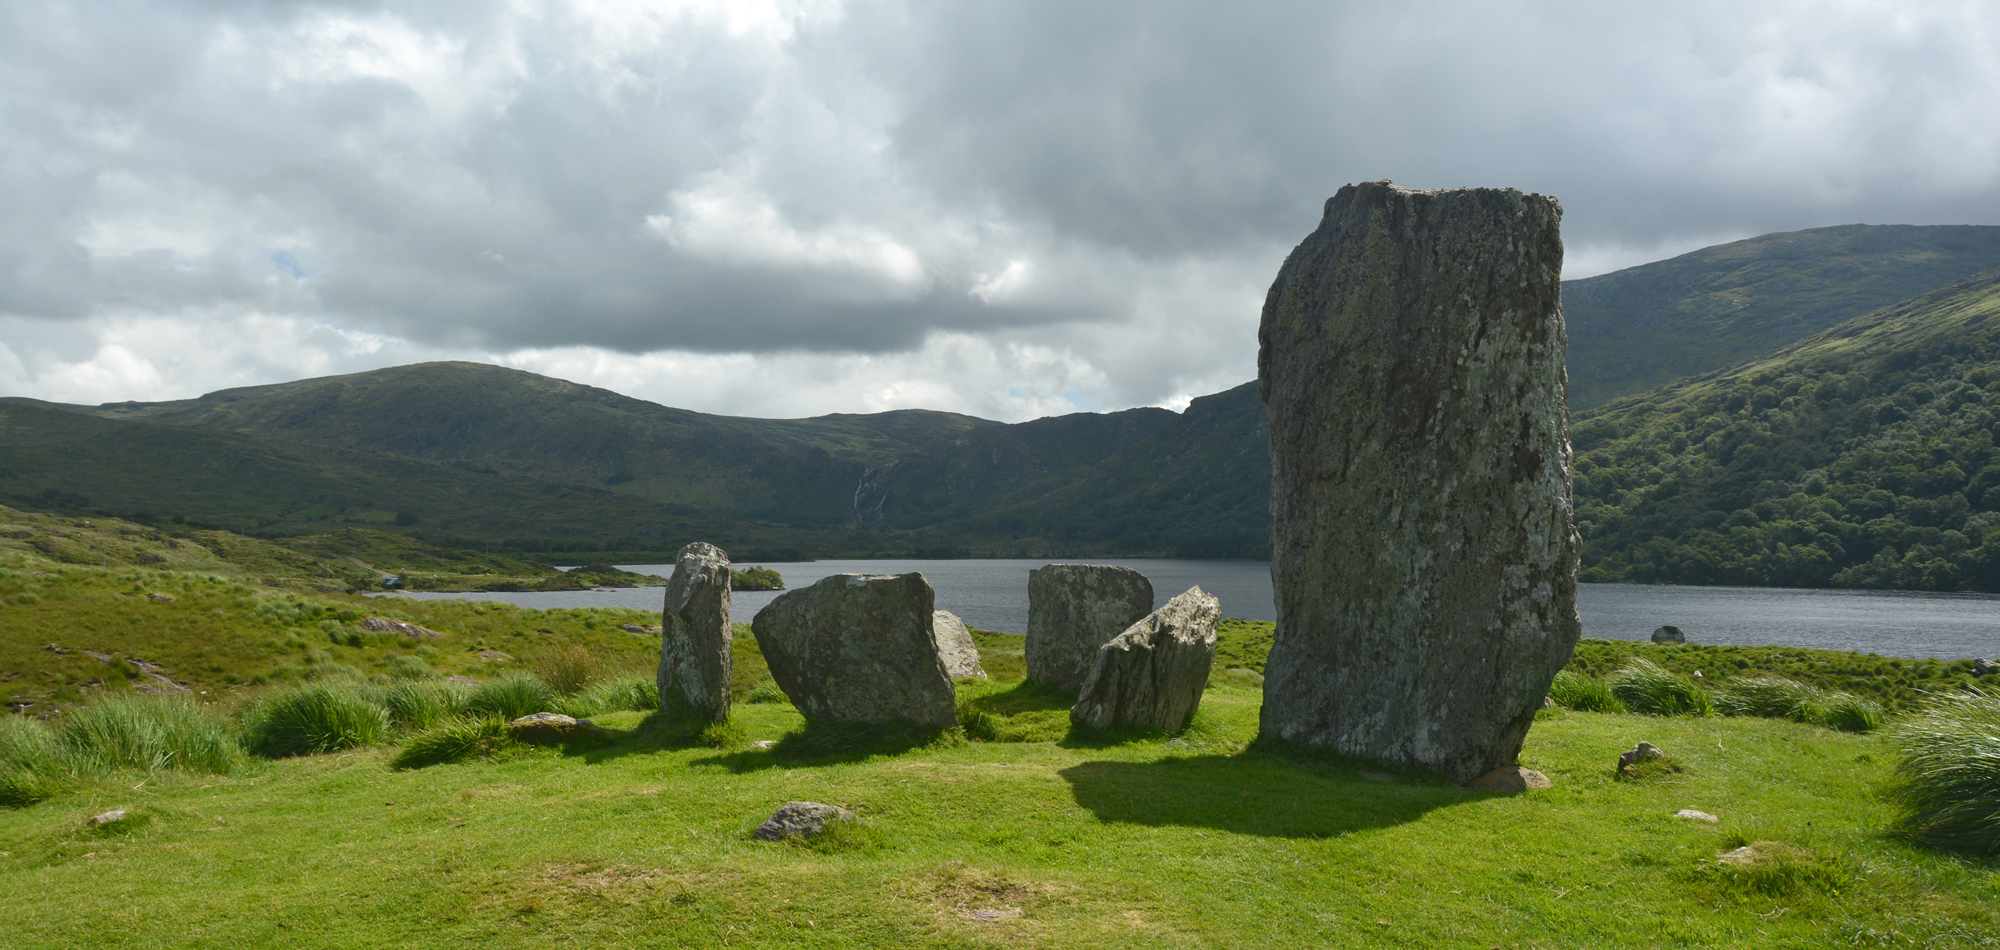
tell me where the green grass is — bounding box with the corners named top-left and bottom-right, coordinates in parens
top-left (242, 682), bottom-right (390, 757)
top-left (465, 674), bottom-right (555, 721)
top-left (1889, 689), bottom-right (2000, 857)
top-left (0, 694), bottom-right (239, 806)
top-left (1609, 659), bottom-right (1716, 717)
top-left (1548, 669), bottom-right (1627, 713)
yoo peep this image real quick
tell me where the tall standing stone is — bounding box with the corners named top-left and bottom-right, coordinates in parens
top-left (1025, 564), bottom-right (1154, 694)
top-left (751, 573), bottom-right (957, 728)
top-left (1257, 180), bottom-right (1581, 784)
top-left (1071, 586), bottom-right (1221, 732)
top-left (658, 542), bottom-right (732, 722)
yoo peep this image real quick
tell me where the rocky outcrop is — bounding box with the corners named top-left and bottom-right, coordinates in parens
top-left (1257, 180), bottom-right (1581, 785)
top-left (751, 573), bottom-right (957, 728)
top-left (362, 617), bottom-right (442, 638)
top-left (933, 610), bottom-right (987, 679)
top-left (1026, 564), bottom-right (1154, 693)
top-left (1070, 587), bottom-right (1221, 732)
top-left (754, 801), bottom-right (856, 841)
top-left (657, 542), bottom-right (732, 722)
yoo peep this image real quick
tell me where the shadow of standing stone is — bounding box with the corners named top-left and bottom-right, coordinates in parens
top-left (658, 542), bottom-right (732, 722)
top-left (1257, 180), bottom-right (1581, 784)
top-left (1026, 564), bottom-right (1154, 694)
top-left (1071, 586), bottom-right (1221, 732)
top-left (751, 573), bottom-right (957, 728)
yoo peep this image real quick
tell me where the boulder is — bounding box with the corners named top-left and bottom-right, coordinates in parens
top-left (1617, 741), bottom-right (1664, 772)
top-left (657, 541), bottom-right (732, 722)
top-left (1465, 766), bottom-right (1553, 792)
top-left (750, 573), bottom-right (957, 728)
top-left (1026, 564), bottom-right (1154, 693)
top-left (1070, 586), bottom-right (1221, 732)
top-left (1676, 809), bottom-right (1720, 823)
top-left (1652, 625), bottom-right (1686, 644)
top-left (1974, 658), bottom-right (1998, 677)
top-left (753, 801), bottom-right (856, 841)
top-left (1257, 180), bottom-right (1580, 785)
top-left (506, 712), bottom-right (608, 743)
top-left (933, 610), bottom-right (987, 679)
top-left (361, 617), bottom-right (442, 638)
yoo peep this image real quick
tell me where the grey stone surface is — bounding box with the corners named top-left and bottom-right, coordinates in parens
top-left (1974, 657), bottom-right (1997, 676)
top-left (1070, 586), bottom-right (1221, 732)
top-left (1676, 809), bottom-right (1720, 823)
top-left (1618, 741), bottom-right (1665, 772)
top-left (751, 573), bottom-right (957, 728)
top-left (1257, 180), bottom-right (1581, 785)
top-left (658, 541), bottom-right (732, 722)
top-left (753, 801), bottom-right (856, 841)
top-left (506, 712), bottom-right (608, 743)
top-left (933, 610), bottom-right (987, 679)
top-left (1652, 625), bottom-right (1686, 644)
top-left (88, 807), bottom-right (127, 826)
top-left (1026, 564), bottom-right (1154, 693)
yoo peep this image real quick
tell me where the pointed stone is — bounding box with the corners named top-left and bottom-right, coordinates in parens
top-left (751, 573), bottom-right (957, 728)
top-left (1257, 180), bottom-right (1581, 784)
top-left (1071, 586), bottom-right (1221, 732)
top-left (658, 541), bottom-right (732, 722)
top-left (933, 610), bottom-right (987, 679)
top-left (1026, 564), bottom-right (1154, 693)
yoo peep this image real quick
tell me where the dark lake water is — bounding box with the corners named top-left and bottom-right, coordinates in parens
top-left (382, 559), bottom-right (2000, 660)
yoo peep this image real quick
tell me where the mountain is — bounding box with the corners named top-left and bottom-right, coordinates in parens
top-left (1570, 268), bottom-right (2000, 591)
top-left (1563, 224), bottom-right (2000, 409)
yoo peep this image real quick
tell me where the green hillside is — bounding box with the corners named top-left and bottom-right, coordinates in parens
top-left (1571, 268), bottom-right (2000, 590)
top-left (1564, 224), bottom-right (2000, 409)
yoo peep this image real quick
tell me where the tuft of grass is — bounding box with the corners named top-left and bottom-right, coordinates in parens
top-left (381, 680), bottom-right (470, 732)
top-left (391, 717), bottom-right (513, 770)
top-left (1693, 838), bottom-right (1855, 899)
top-left (550, 675), bottom-right (659, 718)
top-left (1548, 669), bottom-right (1627, 713)
top-left (386, 655), bottom-right (431, 680)
top-left (532, 643), bottom-right (602, 696)
top-left (56, 693), bottom-right (239, 774)
top-left (465, 673), bottom-right (552, 721)
top-left (776, 816), bottom-right (885, 855)
top-left (1888, 688), bottom-right (2000, 856)
top-left (742, 681), bottom-right (787, 705)
top-left (0, 716), bottom-right (91, 807)
top-left (242, 682), bottom-right (390, 757)
top-left (1716, 675), bottom-right (1886, 732)
top-left (1609, 658), bottom-right (1714, 717)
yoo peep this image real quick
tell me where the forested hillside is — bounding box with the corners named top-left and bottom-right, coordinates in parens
top-left (1571, 269), bottom-right (2000, 590)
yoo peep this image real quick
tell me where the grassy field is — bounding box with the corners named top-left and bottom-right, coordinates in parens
top-left (4, 687), bottom-right (1998, 948)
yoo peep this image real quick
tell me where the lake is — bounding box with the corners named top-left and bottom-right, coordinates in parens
top-left (381, 559), bottom-right (2000, 660)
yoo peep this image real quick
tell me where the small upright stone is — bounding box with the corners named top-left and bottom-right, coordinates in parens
top-left (933, 610), bottom-right (987, 679)
top-left (1026, 564), bottom-right (1154, 693)
top-left (1652, 625), bottom-right (1686, 644)
top-left (1071, 587), bottom-right (1222, 732)
top-left (658, 542), bottom-right (732, 722)
top-left (751, 573), bottom-right (957, 728)
top-left (1258, 180), bottom-right (1579, 785)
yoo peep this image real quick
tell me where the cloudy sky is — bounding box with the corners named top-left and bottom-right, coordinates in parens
top-left (3, 1), bottom-right (1997, 420)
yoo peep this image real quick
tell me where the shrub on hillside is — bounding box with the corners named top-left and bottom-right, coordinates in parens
top-left (1889, 688), bottom-right (2000, 856)
top-left (243, 682), bottom-right (390, 757)
top-left (465, 673), bottom-right (552, 720)
top-left (1548, 670), bottom-right (1627, 713)
top-left (1609, 659), bottom-right (1713, 716)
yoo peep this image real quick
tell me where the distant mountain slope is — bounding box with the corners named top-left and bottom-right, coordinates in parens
top-left (1563, 224), bottom-right (2000, 409)
top-left (1570, 268), bottom-right (2000, 590)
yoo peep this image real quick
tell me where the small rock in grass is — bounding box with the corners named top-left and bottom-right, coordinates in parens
top-left (1975, 658), bottom-right (1998, 677)
top-left (967, 908), bottom-right (1024, 922)
top-left (87, 808), bottom-right (127, 826)
top-left (750, 740), bottom-right (776, 750)
top-left (1717, 844), bottom-right (1764, 867)
top-left (1464, 766), bottom-right (1553, 792)
top-left (1617, 741), bottom-right (1664, 771)
top-left (1651, 625), bottom-right (1686, 644)
top-left (145, 593), bottom-right (174, 603)
top-left (506, 712), bottom-right (607, 743)
top-left (1676, 809), bottom-right (1719, 823)
top-left (362, 617), bottom-right (442, 638)
top-left (1542, 696), bottom-right (1555, 709)
top-left (753, 801), bottom-right (855, 841)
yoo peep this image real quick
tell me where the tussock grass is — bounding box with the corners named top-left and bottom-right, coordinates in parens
top-left (549, 675), bottom-right (657, 719)
top-left (1548, 669), bottom-right (1627, 713)
top-left (465, 673), bottom-right (552, 721)
top-left (57, 693), bottom-right (238, 774)
top-left (0, 716), bottom-right (93, 807)
top-left (1715, 675), bottom-right (1886, 732)
top-left (391, 717), bottom-right (512, 770)
top-left (1610, 658), bottom-right (1714, 717)
top-left (242, 681), bottom-right (389, 757)
top-left (532, 643), bottom-right (602, 696)
top-left (741, 681), bottom-right (787, 705)
top-left (1888, 688), bottom-right (2000, 856)
top-left (381, 680), bottom-right (470, 731)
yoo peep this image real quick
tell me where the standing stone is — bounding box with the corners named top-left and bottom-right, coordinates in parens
top-left (933, 610), bottom-right (987, 679)
top-left (751, 573), bottom-right (957, 728)
top-left (1026, 564), bottom-right (1154, 693)
top-left (1070, 586), bottom-right (1221, 732)
top-left (658, 541), bottom-right (732, 722)
top-left (1257, 180), bottom-right (1580, 785)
